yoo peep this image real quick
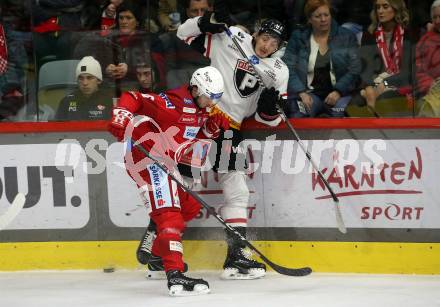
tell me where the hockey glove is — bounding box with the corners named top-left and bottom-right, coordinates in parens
top-left (198, 11), bottom-right (228, 34)
top-left (202, 113), bottom-right (230, 139)
top-left (213, 0), bottom-right (233, 25)
top-left (257, 87), bottom-right (281, 119)
top-left (108, 107), bottom-right (134, 142)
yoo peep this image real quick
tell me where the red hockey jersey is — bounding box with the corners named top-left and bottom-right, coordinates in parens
top-left (118, 85), bottom-right (211, 166)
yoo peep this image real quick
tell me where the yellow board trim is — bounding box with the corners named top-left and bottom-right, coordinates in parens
top-left (0, 241), bottom-right (439, 274)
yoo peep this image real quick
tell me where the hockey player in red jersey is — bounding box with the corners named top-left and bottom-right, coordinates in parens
top-left (108, 66), bottom-right (229, 296)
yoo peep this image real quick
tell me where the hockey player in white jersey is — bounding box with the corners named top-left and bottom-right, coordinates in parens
top-left (136, 10), bottom-right (289, 280)
top-left (176, 11), bottom-right (288, 280)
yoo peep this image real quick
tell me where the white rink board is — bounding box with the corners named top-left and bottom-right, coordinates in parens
top-left (105, 139), bottom-right (440, 229)
top-left (0, 144), bottom-right (90, 229)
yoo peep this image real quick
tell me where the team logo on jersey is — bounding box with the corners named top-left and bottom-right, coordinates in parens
top-left (234, 59), bottom-right (259, 98)
top-left (159, 92), bottom-right (175, 109)
top-left (183, 98), bottom-right (193, 105)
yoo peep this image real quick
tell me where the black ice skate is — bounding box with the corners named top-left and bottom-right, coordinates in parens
top-left (221, 227), bottom-right (266, 280)
top-left (136, 220), bottom-right (156, 265)
top-left (166, 270), bottom-right (210, 296)
top-left (146, 254), bottom-right (189, 280)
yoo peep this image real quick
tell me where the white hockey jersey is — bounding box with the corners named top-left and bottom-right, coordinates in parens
top-left (177, 17), bottom-right (288, 129)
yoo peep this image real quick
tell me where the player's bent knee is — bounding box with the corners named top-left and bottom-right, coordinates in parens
top-left (152, 210), bottom-right (185, 233)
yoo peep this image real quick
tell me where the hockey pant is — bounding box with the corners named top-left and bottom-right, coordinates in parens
top-left (125, 145), bottom-right (201, 272)
top-left (213, 128), bottom-right (250, 228)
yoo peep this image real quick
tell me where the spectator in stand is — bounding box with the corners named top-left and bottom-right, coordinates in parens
top-left (74, 2), bottom-right (166, 94)
top-left (406, 0), bottom-right (433, 36)
top-left (31, 0), bottom-right (101, 68)
top-left (417, 0), bottom-right (440, 117)
top-left (333, 0), bottom-right (372, 44)
top-left (356, 0), bottom-right (415, 115)
top-left (55, 56), bottom-right (113, 121)
top-left (158, 0), bottom-right (211, 89)
top-left (100, 0), bottom-right (124, 36)
top-left (158, 0), bottom-right (217, 32)
top-left (0, 2), bottom-right (31, 121)
top-left (282, 0), bottom-right (360, 118)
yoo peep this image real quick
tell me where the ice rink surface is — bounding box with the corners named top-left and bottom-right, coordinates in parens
top-left (1, 270), bottom-right (439, 307)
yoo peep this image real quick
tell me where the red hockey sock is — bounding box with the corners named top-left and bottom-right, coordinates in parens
top-left (151, 210), bottom-right (185, 272)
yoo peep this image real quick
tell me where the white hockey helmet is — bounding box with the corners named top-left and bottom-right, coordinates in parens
top-left (190, 66), bottom-right (224, 103)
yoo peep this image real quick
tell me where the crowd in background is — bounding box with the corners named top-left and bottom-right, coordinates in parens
top-left (0, 0), bottom-right (439, 121)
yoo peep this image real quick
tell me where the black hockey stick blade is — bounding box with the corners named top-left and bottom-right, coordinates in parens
top-left (254, 248), bottom-right (312, 276)
top-left (227, 229), bottom-right (312, 277)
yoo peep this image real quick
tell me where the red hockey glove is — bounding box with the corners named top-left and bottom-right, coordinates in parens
top-left (108, 107), bottom-right (134, 141)
top-left (202, 113), bottom-right (230, 139)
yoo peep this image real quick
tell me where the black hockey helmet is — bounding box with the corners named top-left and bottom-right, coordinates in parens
top-left (257, 19), bottom-right (286, 42)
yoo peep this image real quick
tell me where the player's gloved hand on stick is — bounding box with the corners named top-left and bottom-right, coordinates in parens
top-left (198, 11), bottom-right (228, 34)
top-left (202, 113), bottom-right (230, 138)
top-left (257, 87), bottom-right (281, 117)
top-left (108, 107), bottom-right (134, 142)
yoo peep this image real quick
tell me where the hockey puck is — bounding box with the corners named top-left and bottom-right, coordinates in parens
top-left (103, 267), bottom-right (115, 273)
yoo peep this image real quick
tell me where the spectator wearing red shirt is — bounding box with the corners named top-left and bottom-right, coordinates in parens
top-left (417, 0), bottom-right (440, 117)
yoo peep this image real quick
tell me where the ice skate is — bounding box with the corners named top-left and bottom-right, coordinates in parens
top-left (221, 227), bottom-right (266, 280)
top-left (166, 270), bottom-right (210, 296)
top-left (136, 221), bottom-right (156, 265)
top-left (146, 254), bottom-right (188, 280)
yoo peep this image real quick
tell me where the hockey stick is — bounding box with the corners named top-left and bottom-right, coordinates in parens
top-left (0, 193), bottom-right (26, 230)
top-left (224, 28), bottom-right (347, 234)
top-left (129, 139), bottom-right (312, 277)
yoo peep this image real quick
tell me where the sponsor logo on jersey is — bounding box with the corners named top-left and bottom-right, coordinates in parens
top-left (159, 92), bottom-right (175, 109)
top-left (183, 107), bottom-right (196, 114)
top-left (238, 31), bottom-right (245, 39)
top-left (89, 110), bottom-right (103, 117)
top-left (274, 59), bottom-right (282, 70)
top-left (183, 126), bottom-right (200, 139)
top-left (227, 43), bottom-right (239, 52)
top-left (264, 69), bottom-right (276, 81)
top-left (249, 55), bottom-right (259, 65)
top-left (68, 101), bottom-right (77, 112)
top-left (97, 104), bottom-right (106, 111)
top-left (234, 59), bottom-right (259, 98)
top-left (183, 98), bottom-right (193, 105)
top-left (177, 114), bottom-right (197, 124)
top-left (147, 164), bottom-right (173, 209)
